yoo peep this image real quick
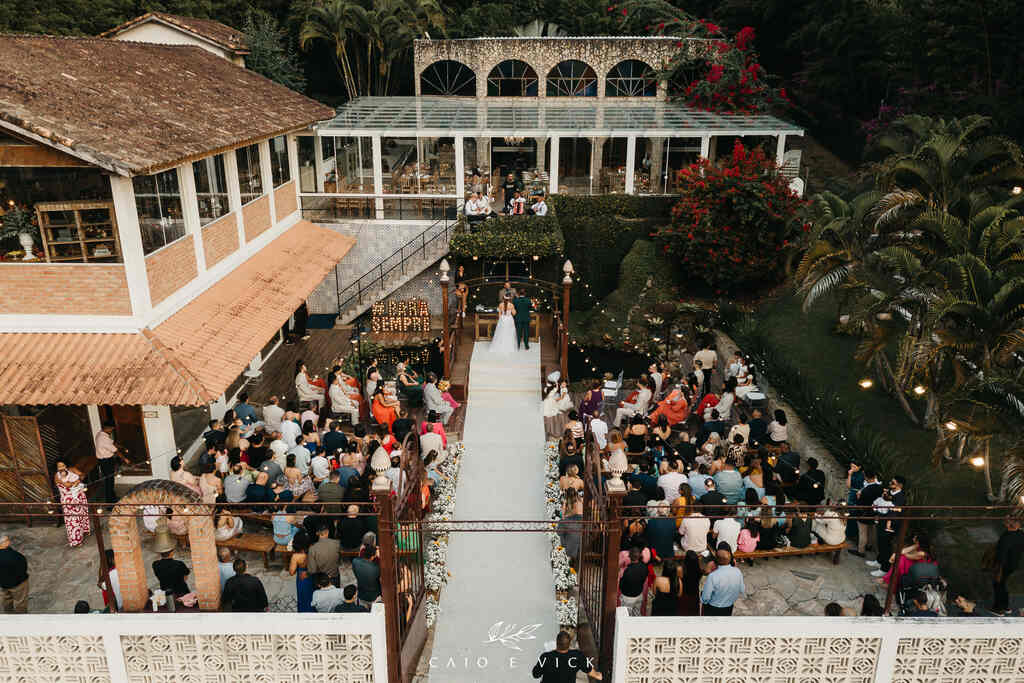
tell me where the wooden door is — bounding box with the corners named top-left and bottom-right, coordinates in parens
top-left (102, 406), bottom-right (151, 476)
top-left (0, 416), bottom-right (52, 519)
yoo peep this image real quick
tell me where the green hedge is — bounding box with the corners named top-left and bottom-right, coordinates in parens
top-left (550, 194), bottom-right (676, 306)
top-left (449, 214), bottom-right (565, 259)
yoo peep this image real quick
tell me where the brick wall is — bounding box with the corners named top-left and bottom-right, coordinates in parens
top-left (202, 212), bottom-right (239, 268)
top-left (0, 263), bottom-right (132, 315)
top-left (274, 180), bottom-right (298, 222)
top-left (145, 235), bottom-right (198, 306)
top-left (242, 195), bottom-right (271, 242)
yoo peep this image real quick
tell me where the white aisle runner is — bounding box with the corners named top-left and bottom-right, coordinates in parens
top-left (429, 341), bottom-right (555, 681)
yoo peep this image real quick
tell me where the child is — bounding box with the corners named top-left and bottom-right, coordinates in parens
top-left (509, 190), bottom-right (526, 215)
top-left (737, 517), bottom-right (761, 553)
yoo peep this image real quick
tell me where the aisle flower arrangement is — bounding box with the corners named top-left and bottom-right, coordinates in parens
top-left (423, 442), bottom-right (464, 627)
top-left (544, 441), bottom-right (579, 627)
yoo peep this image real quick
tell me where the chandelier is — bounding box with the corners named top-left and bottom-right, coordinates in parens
top-left (503, 136), bottom-right (525, 145)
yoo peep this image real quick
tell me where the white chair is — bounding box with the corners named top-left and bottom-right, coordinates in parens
top-left (601, 370), bottom-right (624, 415)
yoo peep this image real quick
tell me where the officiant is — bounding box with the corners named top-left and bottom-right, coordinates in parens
top-left (513, 293), bottom-right (534, 350)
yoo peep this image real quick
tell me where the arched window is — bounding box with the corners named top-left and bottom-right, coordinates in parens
top-left (606, 60), bottom-right (657, 97)
top-left (420, 60), bottom-right (476, 96)
top-left (546, 60), bottom-right (597, 97)
top-left (487, 60), bottom-right (538, 96)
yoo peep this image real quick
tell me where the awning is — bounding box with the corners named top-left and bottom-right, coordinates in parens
top-left (0, 220), bottom-right (355, 406)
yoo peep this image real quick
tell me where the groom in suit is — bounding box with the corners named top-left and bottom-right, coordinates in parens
top-left (512, 294), bottom-right (534, 350)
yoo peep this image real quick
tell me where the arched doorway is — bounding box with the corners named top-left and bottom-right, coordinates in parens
top-left (109, 480), bottom-right (219, 611)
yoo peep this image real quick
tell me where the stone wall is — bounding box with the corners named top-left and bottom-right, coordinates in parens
top-left (714, 329), bottom-right (848, 504)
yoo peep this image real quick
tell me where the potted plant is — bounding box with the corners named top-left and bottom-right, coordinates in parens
top-left (0, 205), bottom-right (40, 261)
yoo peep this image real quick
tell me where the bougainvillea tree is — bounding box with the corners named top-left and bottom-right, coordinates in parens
top-left (609, 0), bottom-right (789, 114)
top-left (653, 141), bottom-right (805, 291)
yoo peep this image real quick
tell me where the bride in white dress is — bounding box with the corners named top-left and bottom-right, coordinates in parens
top-left (490, 299), bottom-right (518, 354)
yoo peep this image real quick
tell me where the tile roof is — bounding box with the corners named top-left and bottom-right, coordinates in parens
top-left (0, 221), bottom-right (355, 407)
top-left (0, 35), bottom-right (334, 175)
top-left (0, 332), bottom-right (208, 406)
top-left (146, 220), bottom-right (356, 404)
top-left (100, 12), bottom-right (249, 54)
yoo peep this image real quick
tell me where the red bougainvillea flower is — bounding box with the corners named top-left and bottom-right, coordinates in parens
top-left (735, 26), bottom-right (756, 51)
top-left (621, 8), bottom-right (628, 15)
top-left (706, 64), bottom-right (725, 83)
top-left (607, 5), bottom-right (615, 12)
top-left (658, 22), bottom-right (665, 29)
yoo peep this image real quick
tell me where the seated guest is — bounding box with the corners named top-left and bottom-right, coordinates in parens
top-left (333, 584), bottom-right (370, 613)
top-left (311, 572), bottom-right (347, 612)
top-left (423, 374), bottom-right (454, 425)
top-left (223, 464), bottom-right (249, 503)
top-left (392, 408), bottom-right (415, 445)
top-left (295, 361), bottom-right (325, 408)
top-left (812, 505), bottom-right (847, 546)
top-left (614, 378), bottom-right (653, 428)
top-left (420, 410), bottom-right (449, 447)
top-left (322, 420), bottom-right (348, 456)
top-left (152, 543), bottom-right (191, 598)
top-left (262, 396), bottom-right (285, 432)
top-left (649, 389), bottom-right (690, 427)
top-left (766, 409), bottom-right (789, 445)
top-left (712, 514), bottom-right (742, 554)
top-left (528, 194), bottom-right (548, 216)
top-left (657, 458), bottom-right (687, 504)
top-left (396, 362), bottom-right (424, 404)
top-left (646, 502), bottom-right (678, 561)
top-left (787, 505), bottom-right (813, 549)
top-left (508, 190), bottom-right (526, 215)
top-left (329, 375), bottom-right (360, 425)
top-left (318, 469), bottom-right (346, 505)
top-left (713, 457), bottom-right (744, 506)
top-left (272, 504), bottom-right (301, 547)
top-left (371, 386), bottom-right (400, 432)
top-left (221, 558), bottom-right (268, 612)
top-left (736, 518), bottom-right (761, 553)
top-left (728, 413), bottom-right (751, 445)
top-left (742, 461), bottom-right (765, 500)
top-left (338, 505), bottom-right (366, 550)
top-left (215, 511), bottom-right (243, 542)
top-left (687, 464), bottom-right (710, 498)
top-left (794, 457), bottom-right (826, 505)
top-left (699, 410), bottom-right (726, 448)
top-left (747, 408), bottom-right (769, 446)
top-left (906, 590), bottom-right (938, 617)
top-left (678, 503), bottom-right (710, 555)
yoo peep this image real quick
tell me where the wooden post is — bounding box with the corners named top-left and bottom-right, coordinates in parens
top-left (561, 280), bottom-right (571, 382)
top-left (441, 278), bottom-right (450, 379)
top-left (883, 516), bottom-right (909, 615)
top-left (373, 480), bottom-right (402, 683)
top-left (601, 482), bottom-right (625, 675)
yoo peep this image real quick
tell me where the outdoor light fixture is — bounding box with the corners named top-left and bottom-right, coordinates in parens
top-left (970, 456), bottom-right (986, 468)
top-left (913, 385), bottom-right (926, 395)
top-left (563, 259), bottom-right (574, 285)
top-left (439, 258), bottom-right (451, 283)
top-left (858, 378), bottom-right (874, 389)
top-left (945, 421), bottom-right (958, 431)
top-left (1013, 186), bottom-right (1023, 195)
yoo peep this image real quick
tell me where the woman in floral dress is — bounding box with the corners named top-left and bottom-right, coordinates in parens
top-left (54, 461), bottom-right (90, 547)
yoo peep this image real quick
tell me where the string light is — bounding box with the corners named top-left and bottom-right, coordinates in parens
top-left (945, 421), bottom-right (958, 431)
top-left (858, 378), bottom-right (873, 389)
top-left (913, 385), bottom-right (926, 395)
top-left (970, 456), bottom-right (985, 468)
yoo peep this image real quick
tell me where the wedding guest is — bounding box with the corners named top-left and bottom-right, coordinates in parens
top-left (311, 572), bottom-right (347, 612)
top-left (221, 558), bottom-right (268, 612)
top-left (334, 584), bottom-right (370, 613)
top-left (0, 536), bottom-right (28, 614)
top-left (614, 377), bottom-right (652, 427)
top-left (423, 373), bottom-right (453, 424)
top-left (701, 547), bottom-right (744, 615)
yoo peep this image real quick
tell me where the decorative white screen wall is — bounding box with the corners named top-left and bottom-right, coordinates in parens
top-left (613, 612), bottom-right (1024, 683)
top-left (0, 635), bottom-right (111, 682)
top-left (893, 637), bottom-right (1024, 682)
top-left (624, 635), bottom-right (880, 683)
top-left (121, 633), bottom-right (376, 682)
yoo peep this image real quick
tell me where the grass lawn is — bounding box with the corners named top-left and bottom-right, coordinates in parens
top-left (754, 291), bottom-right (1002, 598)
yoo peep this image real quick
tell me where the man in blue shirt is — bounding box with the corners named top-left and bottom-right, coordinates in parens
top-left (701, 547), bottom-right (745, 615)
top-left (713, 459), bottom-right (744, 506)
top-left (233, 392), bottom-right (257, 425)
top-left (688, 464), bottom-right (710, 497)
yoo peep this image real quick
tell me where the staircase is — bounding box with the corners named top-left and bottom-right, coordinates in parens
top-left (333, 216), bottom-right (455, 326)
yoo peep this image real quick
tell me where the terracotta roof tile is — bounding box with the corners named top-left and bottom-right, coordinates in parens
top-left (0, 35), bottom-right (334, 175)
top-left (0, 221), bottom-right (355, 407)
top-left (100, 12), bottom-right (248, 54)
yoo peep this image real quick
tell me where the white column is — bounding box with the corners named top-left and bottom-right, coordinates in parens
top-left (707, 136), bottom-right (717, 165)
top-left (314, 134), bottom-right (326, 193)
top-left (535, 137), bottom-right (548, 172)
top-left (224, 150), bottom-right (245, 247)
top-left (287, 134), bottom-right (301, 213)
top-left (700, 135), bottom-right (711, 159)
top-left (372, 134), bottom-right (384, 219)
top-left (109, 175), bottom-right (152, 319)
top-left (178, 162), bottom-right (206, 273)
top-left (548, 135), bottom-right (559, 195)
top-left (259, 140), bottom-right (275, 222)
top-left (775, 134), bottom-right (787, 166)
top-left (454, 135), bottom-right (465, 209)
top-left (141, 405), bottom-right (174, 480)
top-left (87, 405), bottom-right (102, 437)
top-left (625, 136), bottom-right (636, 194)
top-left (245, 352), bottom-right (263, 378)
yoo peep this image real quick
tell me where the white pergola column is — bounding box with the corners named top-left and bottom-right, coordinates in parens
top-left (590, 136), bottom-right (606, 195)
top-left (141, 405), bottom-right (174, 480)
top-left (535, 137), bottom-right (548, 173)
top-left (287, 134), bottom-right (301, 207)
top-left (314, 134), bottom-right (326, 193)
top-left (224, 150), bottom-right (245, 246)
top-left (776, 134), bottom-right (787, 166)
top-left (549, 135), bottom-right (560, 195)
top-left (649, 137), bottom-right (665, 194)
top-left (455, 135), bottom-right (466, 208)
top-left (178, 162), bottom-right (206, 273)
top-left (109, 175), bottom-right (152, 318)
top-left (625, 136), bottom-right (637, 194)
top-left (707, 136), bottom-right (718, 165)
top-left (700, 135), bottom-right (711, 160)
top-left (372, 134), bottom-right (384, 219)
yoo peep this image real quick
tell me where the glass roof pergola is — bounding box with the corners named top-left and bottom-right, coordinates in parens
top-left (316, 97), bottom-right (804, 137)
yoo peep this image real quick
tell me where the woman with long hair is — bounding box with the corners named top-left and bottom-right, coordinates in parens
top-left (169, 455), bottom-right (201, 496)
top-left (371, 385), bottom-right (400, 432)
top-left (289, 529), bottom-right (315, 612)
top-left (678, 550), bottom-right (702, 616)
top-left (879, 533), bottom-right (936, 586)
top-left (54, 461), bottom-right (90, 547)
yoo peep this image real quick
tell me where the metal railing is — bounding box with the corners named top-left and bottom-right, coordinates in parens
top-left (335, 215), bottom-right (454, 317)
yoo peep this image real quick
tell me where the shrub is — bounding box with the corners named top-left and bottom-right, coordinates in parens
top-left (449, 214), bottom-right (564, 259)
top-left (654, 141), bottom-right (804, 293)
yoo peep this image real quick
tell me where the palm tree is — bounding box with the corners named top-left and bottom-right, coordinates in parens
top-left (300, 0), bottom-right (362, 98)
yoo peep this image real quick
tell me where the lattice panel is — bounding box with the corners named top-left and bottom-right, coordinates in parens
top-left (0, 635), bottom-right (110, 682)
top-left (624, 636), bottom-right (880, 683)
top-left (121, 634), bottom-right (376, 682)
top-left (893, 637), bottom-right (1024, 682)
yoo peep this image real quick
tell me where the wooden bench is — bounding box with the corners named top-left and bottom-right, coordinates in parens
top-left (736, 542), bottom-right (847, 565)
top-left (175, 532), bottom-right (277, 570)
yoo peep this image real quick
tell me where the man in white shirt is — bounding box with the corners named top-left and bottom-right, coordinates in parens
top-left (423, 373), bottom-right (453, 424)
top-left (694, 341), bottom-right (718, 391)
top-left (329, 378), bottom-right (360, 425)
top-left (310, 453), bottom-right (331, 484)
top-left (590, 411), bottom-right (609, 451)
top-left (529, 196), bottom-right (548, 216)
top-left (657, 459), bottom-right (687, 504)
top-left (648, 363), bottom-right (664, 400)
top-left (269, 434), bottom-right (289, 469)
top-left (420, 429), bottom-right (445, 462)
top-left (311, 573), bottom-right (347, 612)
top-left (279, 418), bottom-right (301, 454)
top-left (679, 508), bottom-right (711, 555)
top-left (614, 378), bottom-right (652, 427)
top-left (288, 436), bottom-right (312, 473)
top-left (384, 453), bottom-right (405, 493)
top-left (725, 351), bottom-right (743, 380)
top-left (217, 548), bottom-right (235, 590)
top-left (94, 423), bottom-right (124, 505)
top-left (262, 396), bottom-right (284, 432)
top-left (464, 192), bottom-right (488, 226)
top-left (300, 403), bottom-right (318, 429)
top-left (712, 516), bottom-right (741, 553)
